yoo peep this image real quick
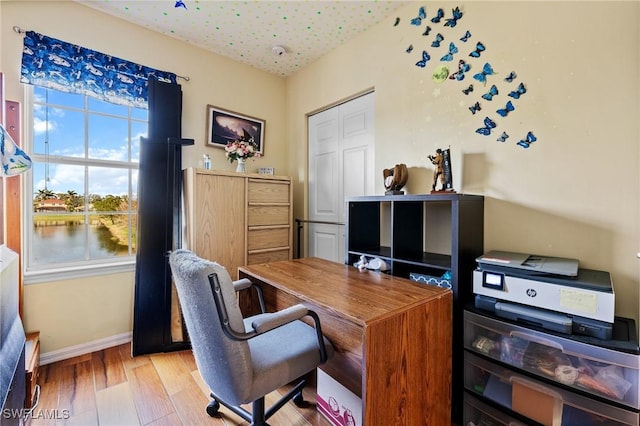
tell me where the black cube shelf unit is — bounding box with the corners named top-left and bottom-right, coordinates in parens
top-left (345, 193), bottom-right (484, 422)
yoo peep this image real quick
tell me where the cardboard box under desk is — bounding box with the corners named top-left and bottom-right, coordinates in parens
top-left (316, 369), bottom-right (362, 426)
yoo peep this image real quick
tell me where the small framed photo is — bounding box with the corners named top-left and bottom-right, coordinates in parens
top-left (206, 105), bottom-right (265, 154)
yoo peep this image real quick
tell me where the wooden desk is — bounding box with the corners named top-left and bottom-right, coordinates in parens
top-left (238, 257), bottom-right (452, 425)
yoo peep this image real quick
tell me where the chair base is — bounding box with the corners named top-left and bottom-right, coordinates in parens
top-left (206, 379), bottom-right (307, 426)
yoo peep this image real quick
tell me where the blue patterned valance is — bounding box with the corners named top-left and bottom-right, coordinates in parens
top-left (20, 31), bottom-right (176, 109)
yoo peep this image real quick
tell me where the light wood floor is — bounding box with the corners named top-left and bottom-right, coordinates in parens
top-left (27, 343), bottom-right (331, 426)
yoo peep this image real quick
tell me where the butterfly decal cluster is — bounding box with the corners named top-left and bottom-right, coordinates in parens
top-left (395, 5), bottom-right (538, 149)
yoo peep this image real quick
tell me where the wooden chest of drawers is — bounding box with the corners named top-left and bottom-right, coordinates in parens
top-left (183, 168), bottom-right (293, 279)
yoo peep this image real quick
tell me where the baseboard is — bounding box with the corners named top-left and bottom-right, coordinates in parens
top-left (39, 332), bottom-right (132, 365)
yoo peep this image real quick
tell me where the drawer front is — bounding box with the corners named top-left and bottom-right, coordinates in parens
top-left (247, 228), bottom-right (289, 251)
top-left (248, 249), bottom-right (290, 265)
top-left (248, 180), bottom-right (289, 203)
top-left (464, 351), bottom-right (640, 426)
top-left (247, 205), bottom-right (289, 226)
top-left (464, 391), bottom-right (528, 426)
top-left (464, 309), bottom-right (640, 409)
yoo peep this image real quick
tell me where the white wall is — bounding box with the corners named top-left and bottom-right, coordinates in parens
top-left (286, 1), bottom-right (640, 325)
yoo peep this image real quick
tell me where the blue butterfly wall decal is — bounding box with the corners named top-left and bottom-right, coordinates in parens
top-left (473, 62), bottom-right (494, 84)
top-left (496, 100), bottom-right (515, 117)
top-left (469, 41), bottom-right (486, 58)
top-left (423, 26), bottom-right (432, 36)
top-left (431, 33), bottom-right (444, 48)
top-left (444, 7), bottom-right (463, 27)
top-left (175, 0), bottom-right (187, 9)
top-left (476, 117), bottom-right (496, 136)
top-left (431, 8), bottom-right (444, 23)
top-left (460, 30), bottom-right (472, 42)
top-left (411, 6), bottom-right (426, 26)
top-left (415, 50), bottom-right (431, 68)
top-left (462, 84), bottom-right (474, 95)
top-left (517, 132), bottom-right (537, 148)
top-left (481, 85), bottom-right (498, 101)
top-left (508, 82), bottom-right (527, 99)
top-left (504, 71), bottom-right (517, 82)
top-left (406, 44), bottom-right (414, 54)
top-left (450, 60), bottom-right (470, 81)
top-left (393, 17), bottom-right (400, 27)
top-left (497, 132), bottom-right (509, 142)
top-left (469, 102), bottom-right (481, 115)
top-left (440, 42), bottom-right (459, 62)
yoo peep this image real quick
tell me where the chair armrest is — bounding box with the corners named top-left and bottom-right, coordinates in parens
top-left (251, 304), bottom-right (308, 333)
top-left (232, 278), bottom-right (253, 291)
top-left (233, 278), bottom-right (266, 313)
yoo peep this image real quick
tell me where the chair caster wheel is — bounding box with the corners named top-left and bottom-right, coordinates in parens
top-left (206, 399), bottom-right (220, 417)
top-left (293, 391), bottom-right (305, 407)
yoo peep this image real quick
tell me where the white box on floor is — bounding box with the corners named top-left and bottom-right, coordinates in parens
top-left (316, 369), bottom-right (362, 426)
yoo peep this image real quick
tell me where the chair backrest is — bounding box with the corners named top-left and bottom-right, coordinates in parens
top-left (168, 249), bottom-right (253, 404)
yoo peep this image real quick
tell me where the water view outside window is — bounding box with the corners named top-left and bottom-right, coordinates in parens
top-left (28, 87), bottom-right (145, 269)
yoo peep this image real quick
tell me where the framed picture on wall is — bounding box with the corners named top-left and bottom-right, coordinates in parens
top-left (206, 105), bottom-right (265, 154)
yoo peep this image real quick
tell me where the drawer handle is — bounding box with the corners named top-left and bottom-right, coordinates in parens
top-left (509, 331), bottom-right (563, 350)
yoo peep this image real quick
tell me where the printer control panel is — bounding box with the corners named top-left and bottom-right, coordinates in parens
top-left (481, 271), bottom-right (505, 291)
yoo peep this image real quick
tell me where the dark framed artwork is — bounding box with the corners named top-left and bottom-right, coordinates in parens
top-left (206, 105), bottom-right (265, 154)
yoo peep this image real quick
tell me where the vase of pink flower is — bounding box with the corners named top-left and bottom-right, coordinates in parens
top-left (225, 138), bottom-right (260, 173)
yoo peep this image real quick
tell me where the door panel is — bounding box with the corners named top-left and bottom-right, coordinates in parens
top-left (314, 152), bottom-right (338, 216)
top-left (308, 92), bottom-right (375, 263)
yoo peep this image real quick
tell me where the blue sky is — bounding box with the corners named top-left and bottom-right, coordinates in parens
top-left (31, 87), bottom-right (146, 198)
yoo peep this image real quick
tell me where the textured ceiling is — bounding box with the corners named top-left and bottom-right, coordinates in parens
top-left (75, 0), bottom-right (408, 77)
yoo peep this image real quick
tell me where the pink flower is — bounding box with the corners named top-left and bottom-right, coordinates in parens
top-left (224, 138), bottom-right (261, 163)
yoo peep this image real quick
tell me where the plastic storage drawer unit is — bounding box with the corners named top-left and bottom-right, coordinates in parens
top-left (464, 308), bottom-right (640, 410)
top-left (465, 351), bottom-right (640, 425)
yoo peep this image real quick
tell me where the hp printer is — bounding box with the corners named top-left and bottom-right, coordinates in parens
top-left (473, 251), bottom-right (615, 339)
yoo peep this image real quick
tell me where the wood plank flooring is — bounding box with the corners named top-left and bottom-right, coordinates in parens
top-left (26, 343), bottom-right (331, 426)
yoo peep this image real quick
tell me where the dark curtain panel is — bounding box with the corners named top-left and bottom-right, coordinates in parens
top-left (132, 79), bottom-right (192, 356)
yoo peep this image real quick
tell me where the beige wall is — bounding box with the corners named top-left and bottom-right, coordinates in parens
top-left (1, 0), bottom-right (639, 353)
top-left (286, 1), bottom-right (640, 324)
top-left (1, 0), bottom-right (286, 353)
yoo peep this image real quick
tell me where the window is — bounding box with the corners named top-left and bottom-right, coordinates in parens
top-left (24, 86), bottom-right (146, 282)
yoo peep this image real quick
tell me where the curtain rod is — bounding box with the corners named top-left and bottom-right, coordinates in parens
top-left (13, 25), bottom-right (190, 82)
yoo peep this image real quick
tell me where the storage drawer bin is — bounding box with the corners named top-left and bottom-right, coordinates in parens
top-left (464, 391), bottom-right (528, 426)
top-left (464, 309), bottom-right (640, 410)
top-left (465, 351), bottom-right (640, 425)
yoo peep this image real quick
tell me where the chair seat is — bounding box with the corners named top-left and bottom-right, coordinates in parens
top-left (243, 314), bottom-right (333, 404)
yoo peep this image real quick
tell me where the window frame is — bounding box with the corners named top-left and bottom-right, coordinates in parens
top-left (22, 86), bottom-right (143, 284)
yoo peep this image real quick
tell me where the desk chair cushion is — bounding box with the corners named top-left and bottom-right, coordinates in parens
top-left (244, 313), bottom-right (334, 401)
top-left (169, 249), bottom-right (332, 407)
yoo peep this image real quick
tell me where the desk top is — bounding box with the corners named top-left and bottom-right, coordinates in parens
top-left (238, 257), bottom-right (451, 327)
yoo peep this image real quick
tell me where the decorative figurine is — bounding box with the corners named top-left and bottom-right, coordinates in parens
top-left (383, 163), bottom-right (408, 195)
top-left (428, 148), bottom-right (454, 192)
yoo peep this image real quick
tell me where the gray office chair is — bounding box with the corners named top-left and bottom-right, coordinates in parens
top-left (168, 249), bottom-right (333, 426)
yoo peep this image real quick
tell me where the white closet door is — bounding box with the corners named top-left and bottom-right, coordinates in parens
top-left (308, 92), bottom-right (375, 262)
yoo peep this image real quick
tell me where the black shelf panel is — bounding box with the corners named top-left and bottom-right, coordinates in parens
top-left (393, 252), bottom-right (452, 270)
top-left (347, 246), bottom-right (392, 259)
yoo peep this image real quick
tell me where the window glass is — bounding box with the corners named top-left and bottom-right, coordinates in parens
top-left (33, 105), bottom-right (85, 158)
top-left (27, 86), bottom-right (144, 275)
top-left (88, 114), bottom-right (129, 161)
